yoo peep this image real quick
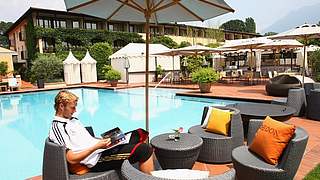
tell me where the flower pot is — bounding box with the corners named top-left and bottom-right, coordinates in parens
top-left (110, 80), bottom-right (118, 87)
top-left (37, 79), bottom-right (45, 89)
top-left (199, 83), bottom-right (212, 93)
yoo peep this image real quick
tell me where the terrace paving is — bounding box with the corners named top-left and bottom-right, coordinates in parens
top-left (4, 82), bottom-right (318, 180)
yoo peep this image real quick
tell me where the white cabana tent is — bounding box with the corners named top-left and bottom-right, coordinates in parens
top-left (81, 50), bottom-right (97, 83)
top-left (110, 43), bottom-right (180, 83)
top-left (63, 51), bottom-right (81, 85)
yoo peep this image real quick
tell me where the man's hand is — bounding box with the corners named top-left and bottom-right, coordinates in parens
top-left (94, 138), bottom-right (111, 149)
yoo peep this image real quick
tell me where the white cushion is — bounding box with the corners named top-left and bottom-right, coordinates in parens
top-left (151, 169), bottom-right (209, 179)
top-left (201, 107), bottom-right (213, 128)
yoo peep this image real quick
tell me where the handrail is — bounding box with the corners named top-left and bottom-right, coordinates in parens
top-left (155, 72), bottom-right (171, 89)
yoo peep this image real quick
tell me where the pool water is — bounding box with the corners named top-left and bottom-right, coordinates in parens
top-left (0, 87), bottom-right (243, 179)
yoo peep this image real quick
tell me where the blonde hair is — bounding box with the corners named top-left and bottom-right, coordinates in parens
top-left (54, 90), bottom-right (79, 111)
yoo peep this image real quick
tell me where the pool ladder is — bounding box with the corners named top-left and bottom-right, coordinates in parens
top-left (155, 72), bottom-right (172, 89)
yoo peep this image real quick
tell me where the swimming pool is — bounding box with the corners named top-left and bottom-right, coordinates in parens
top-left (0, 87), bottom-right (244, 179)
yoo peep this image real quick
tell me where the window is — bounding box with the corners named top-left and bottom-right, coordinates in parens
top-left (108, 24), bottom-right (114, 31)
top-left (73, 21), bottom-right (79, 29)
top-left (164, 27), bottom-right (175, 35)
top-left (179, 29), bottom-right (187, 36)
top-left (60, 21), bottom-right (66, 28)
top-left (91, 23), bottom-right (96, 29)
top-left (42, 37), bottom-right (56, 52)
top-left (38, 19), bottom-right (44, 27)
top-left (129, 25), bottom-right (134, 32)
top-left (44, 19), bottom-right (50, 28)
top-left (18, 31), bottom-right (26, 41)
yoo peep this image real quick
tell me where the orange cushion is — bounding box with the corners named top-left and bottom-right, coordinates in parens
top-left (205, 108), bottom-right (232, 136)
top-left (249, 116), bottom-right (296, 164)
top-left (68, 163), bottom-right (90, 175)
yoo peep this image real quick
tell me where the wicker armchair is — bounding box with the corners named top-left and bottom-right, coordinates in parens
top-left (188, 106), bottom-right (244, 163)
top-left (42, 127), bottom-right (121, 180)
top-left (232, 119), bottom-right (309, 180)
top-left (121, 160), bottom-right (235, 180)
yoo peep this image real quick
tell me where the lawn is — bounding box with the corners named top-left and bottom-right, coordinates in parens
top-left (304, 164), bottom-right (320, 180)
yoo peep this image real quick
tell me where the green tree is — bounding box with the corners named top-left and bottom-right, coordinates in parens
top-left (220, 19), bottom-right (246, 32)
top-left (151, 36), bottom-right (178, 49)
top-left (0, 62), bottom-right (8, 76)
top-left (309, 49), bottom-right (320, 81)
top-left (89, 42), bottom-right (113, 80)
top-left (0, 21), bottom-right (13, 48)
top-left (185, 55), bottom-right (203, 74)
top-left (264, 32), bottom-right (278, 36)
top-left (30, 54), bottom-right (63, 83)
top-left (206, 43), bottom-right (220, 48)
top-left (26, 17), bottom-right (37, 63)
top-left (244, 17), bottom-right (256, 33)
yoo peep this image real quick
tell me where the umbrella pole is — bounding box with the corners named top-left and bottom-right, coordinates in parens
top-left (302, 36), bottom-right (307, 86)
top-left (145, 14), bottom-right (150, 135)
top-left (172, 55), bottom-right (174, 84)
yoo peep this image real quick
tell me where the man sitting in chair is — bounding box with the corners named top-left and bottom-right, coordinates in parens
top-left (49, 90), bottom-right (154, 175)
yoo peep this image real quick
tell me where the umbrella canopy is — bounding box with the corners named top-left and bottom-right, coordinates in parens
top-left (257, 39), bottom-right (303, 50)
top-left (270, 23), bottom-right (320, 84)
top-left (222, 37), bottom-right (271, 69)
top-left (64, 0), bottom-right (234, 134)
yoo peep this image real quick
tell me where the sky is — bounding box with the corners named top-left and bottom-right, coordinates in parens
top-left (0, 0), bottom-right (319, 33)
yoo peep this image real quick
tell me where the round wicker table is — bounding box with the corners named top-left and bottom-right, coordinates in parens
top-left (150, 133), bottom-right (203, 170)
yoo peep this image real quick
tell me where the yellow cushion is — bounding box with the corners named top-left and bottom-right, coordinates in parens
top-left (249, 116), bottom-right (296, 165)
top-left (205, 108), bottom-right (232, 136)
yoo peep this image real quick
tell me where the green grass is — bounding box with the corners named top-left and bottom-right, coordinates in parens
top-left (304, 164), bottom-right (320, 180)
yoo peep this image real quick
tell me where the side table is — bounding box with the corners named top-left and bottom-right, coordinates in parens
top-left (150, 133), bottom-right (203, 169)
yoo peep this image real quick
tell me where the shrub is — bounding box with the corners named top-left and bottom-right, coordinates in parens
top-left (30, 54), bottom-right (63, 83)
top-left (156, 65), bottom-right (165, 76)
top-left (105, 69), bottom-right (121, 81)
top-left (0, 62), bottom-right (8, 76)
top-left (101, 64), bottom-right (112, 75)
top-left (310, 49), bottom-right (320, 79)
top-left (178, 41), bottom-right (191, 48)
top-left (185, 55), bottom-right (203, 74)
top-left (151, 36), bottom-right (178, 49)
top-left (191, 68), bottom-right (219, 84)
top-left (89, 42), bottom-right (113, 80)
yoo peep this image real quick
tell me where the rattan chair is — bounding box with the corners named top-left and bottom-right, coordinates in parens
top-left (232, 119), bottom-right (309, 180)
top-left (42, 127), bottom-right (121, 180)
top-left (121, 160), bottom-right (235, 180)
top-left (188, 106), bottom-right (244, 163)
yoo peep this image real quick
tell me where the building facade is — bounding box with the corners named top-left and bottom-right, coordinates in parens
top-left (6, 7), bottom-right (261, 65)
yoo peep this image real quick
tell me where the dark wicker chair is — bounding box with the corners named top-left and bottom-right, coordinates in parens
top-left (121, 160), bottom-right (236, 180)
top-left (306, 89), bottom-right (320, 121)
top-left (266, 75), bottom-right (301, 97)
top-left (42, 127), bottom-right (121, 180)
top-left (232, 119), bottom-right (309, 180)
top-left (188, 106), bottom-right (244, 163)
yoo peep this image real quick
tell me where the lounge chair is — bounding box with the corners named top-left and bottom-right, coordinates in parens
top-left (306, 89), bottom-right (320, 121)
top-left (271, 88), bottom-right (306, 116)
top-left (42, 127), bottom-right (121, 180)
top-left (121, 160), bottom-right (236, 180)
top-left (8, 77), bottom-right (19, 91)
top-left (232, 119), bottom-right (308, 180)
top-left (188, 106), bottom-right (244, 163)
top-left (266, 75), bottom-right (301, 97)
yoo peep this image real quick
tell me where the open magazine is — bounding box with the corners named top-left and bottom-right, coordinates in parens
top-left (101, 127), bottom-right (131, 149)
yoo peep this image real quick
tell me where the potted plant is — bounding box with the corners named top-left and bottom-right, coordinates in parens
top-left (191, 68), bottom-right (219, 93)
top-left (0, 62), bottom-right (8, 82)
top-left (105, 69), bottom-right (121, 87)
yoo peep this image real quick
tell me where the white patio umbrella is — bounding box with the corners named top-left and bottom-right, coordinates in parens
top-left (257, 39), bottom-right (303, 68)
top-left (270, 23), bottom-right (320, 84)
top-left (64, 0), bottom-right (234, 134)
top-left (222, 37), bottom-right (272, 69)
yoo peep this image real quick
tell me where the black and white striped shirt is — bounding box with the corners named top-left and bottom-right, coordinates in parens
top-left (49, 116), bottom-right (104, 167)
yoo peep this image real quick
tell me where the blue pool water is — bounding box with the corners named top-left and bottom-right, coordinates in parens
top-left (0, 87), bottom-right (244, 179)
